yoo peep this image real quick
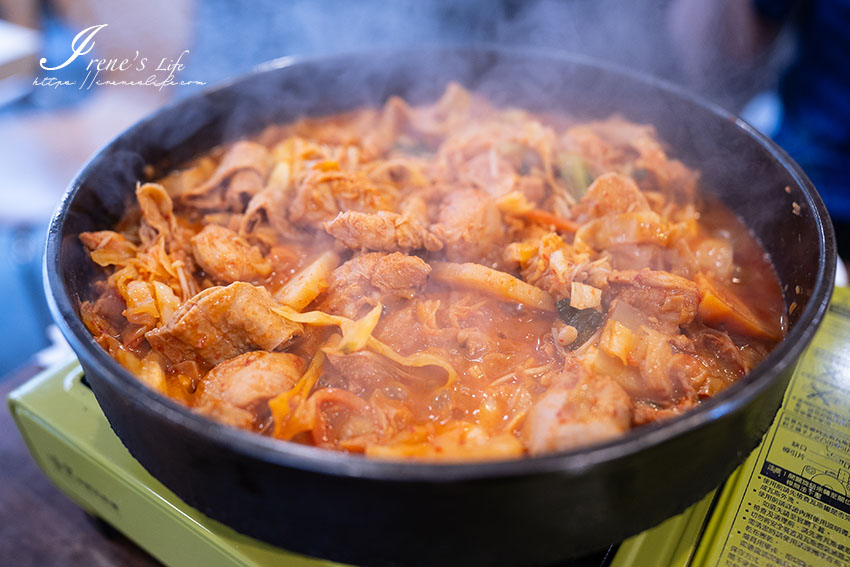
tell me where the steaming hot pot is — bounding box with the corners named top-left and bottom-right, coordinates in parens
top-left (45, 47), bottom-right (835, 566)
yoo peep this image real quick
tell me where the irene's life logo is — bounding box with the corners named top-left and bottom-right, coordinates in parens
top-left (35, 24), bottom-right (206, 91)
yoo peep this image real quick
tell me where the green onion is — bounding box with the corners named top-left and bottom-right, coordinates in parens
top-left (557, 152), bottom-right (593, 199)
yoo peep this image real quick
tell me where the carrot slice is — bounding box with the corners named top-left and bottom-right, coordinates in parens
top-left (696, 274), bottom-right (782, 341)
top-left (523, 208), bottom-right (580, 233)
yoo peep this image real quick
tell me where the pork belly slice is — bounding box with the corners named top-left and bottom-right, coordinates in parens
top-left (322, 252), bottom-right (431, 319)
top-left (324, 211), bottom-right (442, 252)
top-left (191, 224), bottom-right (271, 283)
top-left (146, 282), bottom-right (302, 366)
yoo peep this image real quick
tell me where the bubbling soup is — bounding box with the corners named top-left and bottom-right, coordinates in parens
top-left (79, 83), bottom-right (786, 460)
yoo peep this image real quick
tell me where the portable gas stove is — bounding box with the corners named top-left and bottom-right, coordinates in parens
top-left (10, 287), bottom-right (850, 567)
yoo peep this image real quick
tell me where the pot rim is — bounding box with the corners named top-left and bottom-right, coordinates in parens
top-left (44, 45), bottom-right (836, 482)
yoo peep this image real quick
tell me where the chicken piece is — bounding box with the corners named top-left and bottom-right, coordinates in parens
top-left (324, 211), bottom-right (443, 252)
top-left (323, 252), bottom-right (431, 319)
top-left (608, 268), bottom-right (699, 334)
top-left (195, 351), bottom-right (304, 429)
top-left (288, 166), bottom-right (397, 228)
top-left (573, 172), bottom-right (650, 220)
top-left (397, 194), bottom-right (431, 227)
top-left (522, 366), bottom-right (633, 454)
top-left (371, 257), bottom-right (430, 298)
top-left (191, 225), bottom-right (272, 283)
top-left (146, 282), bottom-right (302, 365)
top-left (431, 188), bottom-right (504, 264)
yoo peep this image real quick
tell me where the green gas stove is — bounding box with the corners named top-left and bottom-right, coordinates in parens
top-left (9, 287), bottom-right (850, 567)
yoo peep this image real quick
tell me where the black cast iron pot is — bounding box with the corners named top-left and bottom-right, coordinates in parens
top-left (45, 47), bottom-right (836, 566)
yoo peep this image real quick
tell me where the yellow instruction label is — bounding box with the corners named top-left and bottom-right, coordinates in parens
top-left (696, 287), bottom-right (850, 567)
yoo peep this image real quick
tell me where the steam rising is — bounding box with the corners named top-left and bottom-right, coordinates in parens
top-left (67, 1), bottom-right (813, 467)
top-left (76, 0), bottom-right (807, 347)
top-left (156, 0), bottom-right (801, 280)
top-left (181, 0), bottom-right (794, 130)
top-left (189, 1), bottom-right (682, 87)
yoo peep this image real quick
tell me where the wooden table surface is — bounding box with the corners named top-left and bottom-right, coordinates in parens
top-left (0, 362), bottom-right (160, 567)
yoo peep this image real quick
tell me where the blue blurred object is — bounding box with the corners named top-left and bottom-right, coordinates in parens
top-left (184, 0), bottom-right (516, 90)
top-left (753, 0), bottom-right (850, 223)
top-left (23, 7), bottom-right (95, 110)
top-left (0, 224), bottom-right (52, 376)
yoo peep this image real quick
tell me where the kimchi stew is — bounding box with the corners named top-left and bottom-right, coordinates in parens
top-left (79, 83), bottom-right (786, 460)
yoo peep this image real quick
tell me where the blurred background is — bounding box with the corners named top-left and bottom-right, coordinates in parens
top-left (0, 0), bottom-right (844, 376)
